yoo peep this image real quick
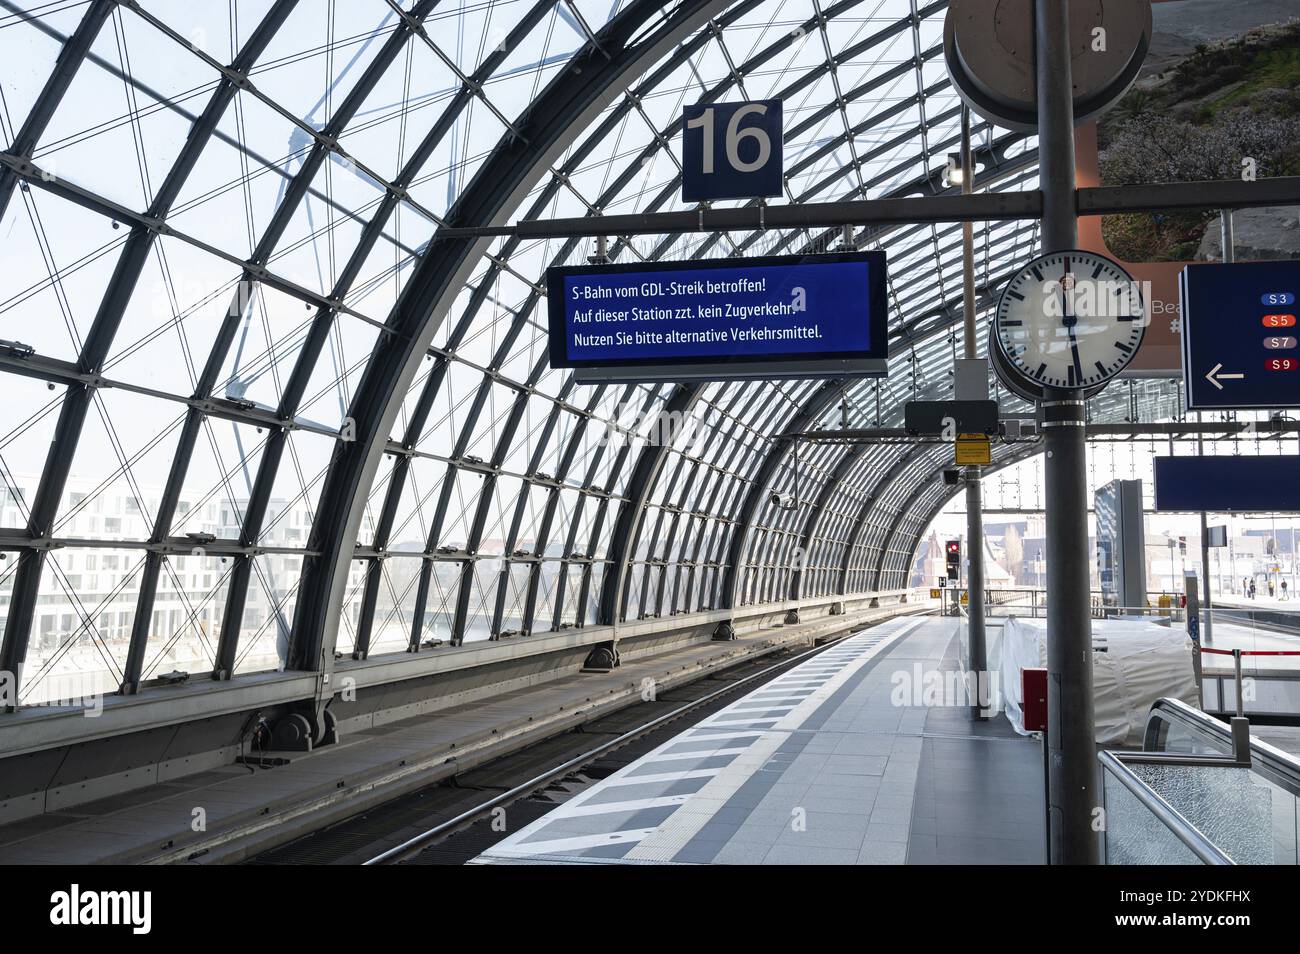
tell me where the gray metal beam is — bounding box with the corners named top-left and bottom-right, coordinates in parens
top-left (1077, 177), bottom-right (1300, 215)
top-left (510, 191), bottom-right (1042, 239)
top-left (213, 0), bottom-right (452, 676)
top-left (721, 379), bottom-right (847, 609)
top-left (119, 0), bottom-right (301, 694)
top-left (287, 0), bottom-right (736, 685)
top-left (599, 385), bottom-right (701, 625)
top-left (0, 0), bottom-right (112, 223)
top-left (435, 176), bottom-right (1300, 241)
top-left (1, 1), bottom-right (306, 699)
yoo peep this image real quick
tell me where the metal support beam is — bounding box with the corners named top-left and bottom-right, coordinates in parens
top-left (1077, 177), bottom-right (1300, 216)
top-left (1036, 0), bottom-right (1099, 866)
top-left (789, 442), bottom-right (873, 600)
top-left (0, 0), bottom-right (112, 223)
top-left (429, 177), bottom-right (1300, 241)
top-left (600, 386), bottom-right (702, 626)
top-left (721, 380), bottom-right (846, 609)
top-left (288, 0), bottom-right (735, 679)
top-left (959, 105), bottom-right (989, 721)
top-left (118, 0), bottom-right (301, 694)
top-left (1200, 211), bottom-right (1236, 646)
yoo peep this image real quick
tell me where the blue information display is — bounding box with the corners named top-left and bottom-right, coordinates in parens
top-left (1154, 456), bottom-right (1300, 512)
top-left (1180, 260), bottom-right (1300, 410)
top-left (546, 251), bottom-right (889, 383)
top-left (681, 100), bottom-right (783, 202)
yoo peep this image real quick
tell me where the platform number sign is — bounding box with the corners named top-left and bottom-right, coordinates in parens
top-left (681, 100), bottom-right (783, 202)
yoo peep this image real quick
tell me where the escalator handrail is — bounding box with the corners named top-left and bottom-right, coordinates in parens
top-left (1145, 696), bottom-right (1300, 797)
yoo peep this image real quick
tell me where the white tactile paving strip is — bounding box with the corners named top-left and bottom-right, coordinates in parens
top-left (473, 616), bottom-right (932, 865)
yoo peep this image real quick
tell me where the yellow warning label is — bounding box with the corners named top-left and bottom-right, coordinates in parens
top-left (955, 434), bottom-right (991, 466)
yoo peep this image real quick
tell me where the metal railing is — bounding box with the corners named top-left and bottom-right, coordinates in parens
top-left (1099, 697), bottom-right (1300, 865)
top-left (943, 588), bottom-right (1194, 622)
top-left (1145, 697), bottom-right (1300, 798)
top-left (1097, 750), bottom-right (1234, 864)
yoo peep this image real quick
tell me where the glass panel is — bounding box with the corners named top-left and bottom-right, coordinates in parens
top-left (418, 561), bottom-right (458, 646)
top-left (1147, 712), bottom-right (1234, 758)
top-left (22, 547), bottom-right (146, 707)
top-left (369, 557), bottom-right (421, 656)
top-left (0, 372), bottom-right (65, 523)
top-left (232, 554), bottom-right (302, 675)
top-left (1129, 760), bottom-right (1294, 866)
top-left (139, 551), bottom-right (230, 681)
top-left (1102, 764), bottom-right (1205, 865)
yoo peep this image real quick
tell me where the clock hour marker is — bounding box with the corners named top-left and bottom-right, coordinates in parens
top-left (993, 251), bottom-right (1145, 398)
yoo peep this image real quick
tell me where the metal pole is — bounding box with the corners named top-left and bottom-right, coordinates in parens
top-left (961, 106), bottom-right (979, 359)
top-left (1198, 211), bottom-right (1235, 642)
top-left (1233, 649), bottom-right (1244, 718)
top-left (960, 106), bottom-right (989, 720)
top-left (1035, 0), bottom-right (1099, 865)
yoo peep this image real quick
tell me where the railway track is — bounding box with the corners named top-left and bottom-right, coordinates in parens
top-left (248, 624), bottom-right (888, 865)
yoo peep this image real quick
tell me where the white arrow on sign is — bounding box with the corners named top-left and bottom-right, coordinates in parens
top-left (1205, 363), bottom-right (1246, 391)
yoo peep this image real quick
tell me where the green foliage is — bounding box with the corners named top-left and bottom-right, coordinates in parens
top-left (1101, 210), bottom-right (1216, 263)
top-left (1096, 22), bottom-right (1300, 261)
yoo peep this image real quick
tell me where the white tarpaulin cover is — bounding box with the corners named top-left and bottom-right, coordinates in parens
top-left (997, 617), bottom-right (1199, 746)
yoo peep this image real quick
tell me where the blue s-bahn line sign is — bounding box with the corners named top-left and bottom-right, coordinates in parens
top-left (1180, 260), bottom-right (1300, 411)
top-left (681, 99), bottom-right (783, 203)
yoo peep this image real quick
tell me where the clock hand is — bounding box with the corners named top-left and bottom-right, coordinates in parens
top-left (1060, 258), bottom-right (1077, 329)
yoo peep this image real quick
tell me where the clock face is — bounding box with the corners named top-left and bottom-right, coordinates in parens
top-left (993, 251), bottom-right (1147, 392)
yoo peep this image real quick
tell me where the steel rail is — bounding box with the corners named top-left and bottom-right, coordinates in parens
top-left (361, 618), bottom-right (897, 864)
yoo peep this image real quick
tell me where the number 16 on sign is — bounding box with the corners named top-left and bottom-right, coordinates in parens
top-left (682, 100), bottom-right (784, 203)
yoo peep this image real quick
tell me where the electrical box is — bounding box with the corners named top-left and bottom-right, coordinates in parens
top-left (953, 358), bottom-right (990, 401)
top-left (1022, 667), bottom-right (1048, 733)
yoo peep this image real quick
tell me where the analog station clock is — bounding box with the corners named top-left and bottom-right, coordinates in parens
top-left (990, 250), bottom-right (1147, 401)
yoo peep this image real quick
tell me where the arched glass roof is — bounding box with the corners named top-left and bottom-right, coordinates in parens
top-left (0, 0), bottom-right (1167, 705)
